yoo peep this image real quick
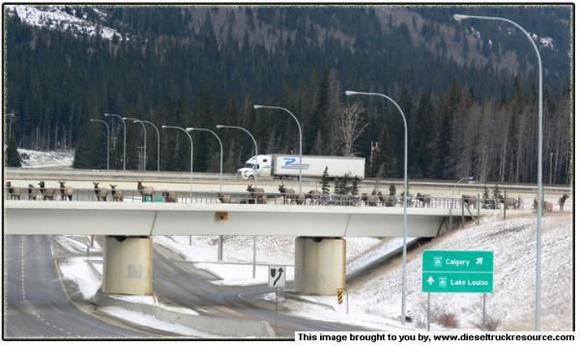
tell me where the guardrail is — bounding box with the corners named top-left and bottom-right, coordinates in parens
top-left (3, 188), bottom-right (530, 211)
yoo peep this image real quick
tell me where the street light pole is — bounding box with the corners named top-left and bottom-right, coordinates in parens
top-left (187, 127), bottom-right (223, 192)
top-left (216, 124), bottom-right (259, 278)
top-left (6, 113), bottom-right (17, 141)
top-left (449, 176), bottom-right (475, 228)
top-left (453, 13), bottom-right (543, 331)
top-left (253, 104), bottom-right (303, 194)
top-left (549, 152), bottom-right (554, 185)
top-left (188, 127), bottom-right (224, 261)
top-left (345, 90), bottom-right (408, 324)
top-left (216, 124), bottom-right (259, 180)
top-left (104, 113), bottom-right (127, 170)
top-left (141, 120), bottom-right (161, 172)
top-left (128, 118), bottom-right (148, 171)
top-left (89, 119), bottom-right (111, 170)
top-left (162, 125), bottom-right (194, 246)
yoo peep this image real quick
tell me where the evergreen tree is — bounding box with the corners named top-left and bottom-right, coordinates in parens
top-left (483, 185), bottom-right (490, 201)
top-left (351, 177), bottom-right (359, 195)
top-left (5, 135), bottom-right (21, 167)
top-left (321, 166), bottom-right (330, 196)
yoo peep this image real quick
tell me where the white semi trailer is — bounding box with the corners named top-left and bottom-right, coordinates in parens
top-left (236, 154), bottom-right (365, 180)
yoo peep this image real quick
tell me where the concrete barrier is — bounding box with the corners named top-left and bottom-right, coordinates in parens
top-left (95, 293), bottom-right (275, 338)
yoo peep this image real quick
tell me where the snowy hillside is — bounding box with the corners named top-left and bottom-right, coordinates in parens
top-left (351, 213), bottom-right (572, 331)
top-left (17, 149), bottom-right (74, 168)
top-left (5, 5), bottom-right (122, 40)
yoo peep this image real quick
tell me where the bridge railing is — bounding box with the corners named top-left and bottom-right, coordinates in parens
top-left (5, 188), bottom-right (532, 211)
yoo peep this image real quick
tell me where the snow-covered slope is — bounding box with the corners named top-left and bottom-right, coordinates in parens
top-left (352, 213), bottom-right (572, 331)
top-left (6, 5), bottom-right (122, 40)
top-left (17, 149), bottom-right (74, 168)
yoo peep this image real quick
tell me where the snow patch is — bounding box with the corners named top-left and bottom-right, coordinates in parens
top-left (59, 257), bottom-right (101, 299)
top-left (6, 5), bottom-right (122, 41)
top-left (99, 307), bottom-right (215, 337)
top-left (17, 149), bottom-right (74, 168)
top-left (195, 262), bottom-right (294, 286)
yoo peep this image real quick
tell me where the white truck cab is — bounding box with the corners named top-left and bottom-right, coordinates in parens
top-left (236, 155), bottom-right (272, 179)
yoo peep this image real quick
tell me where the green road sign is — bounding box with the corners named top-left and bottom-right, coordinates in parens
top-left (422, 272), bottom-right (493, 293)
top-left (422, 250), bottom-right (493, 293)
top-left (144, 195), bottom-right (165, 202)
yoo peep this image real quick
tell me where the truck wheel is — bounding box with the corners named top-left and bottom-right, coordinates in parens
top-left (248, 175), bottom-right (255, 180)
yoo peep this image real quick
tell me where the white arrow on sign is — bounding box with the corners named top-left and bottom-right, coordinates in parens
top-left (268, 265), bottom-right (286, 288)
top-left (427, 276), bottom-right (435, 285)
top-left (476, 257), bottom-right (483, 265)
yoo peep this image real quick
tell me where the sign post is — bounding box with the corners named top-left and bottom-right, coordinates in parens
top-left (268, 265), bottom-right (286, 336)
top-left (422, 250), bottom-right (494, 330)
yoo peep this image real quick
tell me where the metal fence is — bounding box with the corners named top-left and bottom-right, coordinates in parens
top-left (4, 188), bottom-right (531, 211)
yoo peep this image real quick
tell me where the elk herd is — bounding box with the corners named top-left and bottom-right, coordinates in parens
top-left (4, 180), bottom-right (570, 213)
top-left (4, 180), bottom-right (177, 203)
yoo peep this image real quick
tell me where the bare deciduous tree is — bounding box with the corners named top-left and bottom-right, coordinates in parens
top-left (337, 103), bottom-right (368, 156)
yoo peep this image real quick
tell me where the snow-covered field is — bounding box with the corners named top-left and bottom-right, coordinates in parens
top-left (17, 149), bottom-right (74, 168)
top-left (52, 211), bottom-right (572, 333)
top-left (99, 307), bottom-right (215, 337)
top-left (153, 235), bottom-right (394, 285)
top-left (345, 213), bottom-right (572, 331)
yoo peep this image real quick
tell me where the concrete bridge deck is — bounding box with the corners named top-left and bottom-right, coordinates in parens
top-left (4, 201), bottom-right (498, 237)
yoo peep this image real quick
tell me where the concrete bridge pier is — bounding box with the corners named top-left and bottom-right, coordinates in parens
top-left (294, 237), bottom-right (345, 295)
top-left (102, 236), bottom-right (153, 295)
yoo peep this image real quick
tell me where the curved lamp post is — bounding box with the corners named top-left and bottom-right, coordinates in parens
top-left (141, 120), bottom-right (161, 171)
top-left (216, 124), bottom-right (259, 180)
top-left (253, 104), bottom-right (303, 193)
top-left (125, 117), bottom-right (147, 171)
top-left (188, 126), bottom-right (225, 261)
top-left (187, 127), bottom-right (223, 192)
top-left (449, 176), bottom-right (475, 227)
top-left (104, 113), bottom-right (127, 170)
top-left (89, 118), bottom-right (110, 170)
top-left (453, 13), bottom-right (543, 330)
top-left (345, 90), bottom-right (409, 325)
top-left (216, 124), bottom-right (258, 278)
top-left (162, 124), bottom-right (194, 246)
top-left (6, 112), bottom-right (17, 141)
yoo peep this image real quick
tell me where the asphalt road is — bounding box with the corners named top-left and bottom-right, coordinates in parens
top-left (3, 235), bottom-right (157, 339)
top-left (153, 243), bottom-right (370, 337)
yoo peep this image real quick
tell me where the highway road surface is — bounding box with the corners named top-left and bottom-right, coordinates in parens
top-left (3, 235), bottom-right (169, 339)
top-left (153, 243), bottom-right (371, 337)
top-left (4, 235), bottom-right (369, 338)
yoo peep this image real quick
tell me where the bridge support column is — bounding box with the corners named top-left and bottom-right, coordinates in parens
top-left (102, 236), bottom-right (153, 295)
top-left (294, 237), bottom-right (345, 295)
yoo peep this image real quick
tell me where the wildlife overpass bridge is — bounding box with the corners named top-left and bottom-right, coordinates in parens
top-left (4, 201), bottom-right (499, 296)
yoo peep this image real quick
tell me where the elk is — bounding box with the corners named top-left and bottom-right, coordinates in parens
top-left (137, 181), bottom-right (154, 200)
top-left (27, 184), bottom-right (35, 200)
top-left (110, 184), bottom-right (124, 202)
top-left (93, 182), bottom-right (108, 201)
top-left (416, 193), bottom-right (432, 207)
top-left (58, 181), bottom-right (73, 201)
top-left (162, 191), bottom-right (177, 203)
top-left (499, 195), bottom-right (520, 209)
top-left (38, 181), bottom-right (56, 200)
top-left (305, 189), bottom-right (322, 205)
top-left (462, 195), bottom-right (477, 209)
top-left (278, 184), bottom-right (295, 204)
top-left (5, 181), bottom-right (21, 200)
top-left (533, 199), bottom-right (554, 213)
top-left (217, 192), bottom-right (232, 204)
top-left (559, 193), bottom-right (569, 212)
top-left (247, 185), bottom-right (267, 204)
top-left (361, 189), bottom-right (381, 206)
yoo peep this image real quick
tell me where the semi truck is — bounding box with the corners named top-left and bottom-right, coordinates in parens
top-left (236, 154), bottom-right (365, 180)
